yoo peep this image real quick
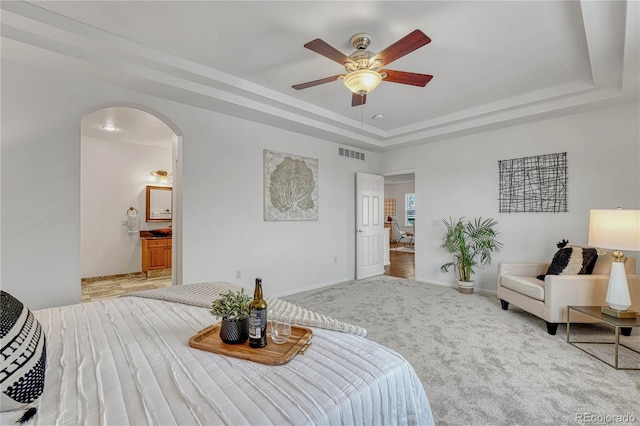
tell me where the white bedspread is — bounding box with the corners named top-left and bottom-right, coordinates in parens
top-left (21, 296), bottom-right (433, 425)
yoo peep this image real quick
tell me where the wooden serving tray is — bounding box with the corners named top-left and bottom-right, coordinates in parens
top-left (189, 323), bottom-right (313, 366)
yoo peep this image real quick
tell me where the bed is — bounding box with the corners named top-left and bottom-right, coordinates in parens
top-left (2, 283), bottom-right (434, 425)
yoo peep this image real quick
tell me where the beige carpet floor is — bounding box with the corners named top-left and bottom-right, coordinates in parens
top-left (283, 276), bottom-right (640, 426)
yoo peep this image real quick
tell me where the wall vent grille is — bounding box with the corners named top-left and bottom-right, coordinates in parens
top-left (338, 147), bottom-right (365, 161)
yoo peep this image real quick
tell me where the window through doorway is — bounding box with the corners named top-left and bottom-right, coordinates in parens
top-left (405, 193), bottom-right (415, 226)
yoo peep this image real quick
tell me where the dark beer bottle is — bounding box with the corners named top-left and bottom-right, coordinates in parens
top-left (249, 277), bottom-right (267, 348)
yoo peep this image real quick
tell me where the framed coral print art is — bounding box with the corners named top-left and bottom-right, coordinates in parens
top-left (263, 150), bottom-right (319, 221)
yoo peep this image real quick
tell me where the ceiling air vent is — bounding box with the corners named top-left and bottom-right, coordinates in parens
top-left (339, 147), bottom-right (365, 161)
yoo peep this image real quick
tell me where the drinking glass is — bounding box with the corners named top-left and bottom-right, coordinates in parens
top-left (270, 312), bottom-right (291, 344)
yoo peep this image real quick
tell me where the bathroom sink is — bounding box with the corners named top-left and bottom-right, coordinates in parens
top-left (149, 228), bottom-right (172, 237)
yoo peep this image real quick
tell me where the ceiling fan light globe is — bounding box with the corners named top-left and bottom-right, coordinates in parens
top-left (343, 70), bottom-right (382, 95)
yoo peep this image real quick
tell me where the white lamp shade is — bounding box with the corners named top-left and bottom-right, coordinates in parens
top-left (588, 209), bottom-right (640, 251)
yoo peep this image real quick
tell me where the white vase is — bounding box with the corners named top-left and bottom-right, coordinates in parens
top-left (456, 280), bottom-right (475, 294)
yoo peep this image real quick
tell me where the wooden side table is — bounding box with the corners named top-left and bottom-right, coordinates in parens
top-left (567, 306), bottom-right (640, 370)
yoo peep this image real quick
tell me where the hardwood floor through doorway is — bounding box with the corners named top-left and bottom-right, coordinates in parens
top-left (384, 250), bottom-right (415, 279)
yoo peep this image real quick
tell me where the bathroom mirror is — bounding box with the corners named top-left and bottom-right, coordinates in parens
top-left (146, 185), bottom-right (172, 222)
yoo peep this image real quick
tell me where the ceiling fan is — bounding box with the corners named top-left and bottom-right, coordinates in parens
top-left (292, 29), bottom-right (433, 107)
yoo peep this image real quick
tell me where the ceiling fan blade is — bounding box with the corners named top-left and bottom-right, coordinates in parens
top-left (352, 93), bottom-right (367, 107)
top-left (380, 69), bottom-right (433, 87)
top-left (304, 39), bottom-right (354, 66)
top-left (372, 30), bottom-right (431, 67)
top-left (292, 75), bottom-right (344, 90)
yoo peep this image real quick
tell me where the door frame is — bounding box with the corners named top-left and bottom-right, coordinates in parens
top-left (383, 169), bottom-right (417, 237)
top-left (383, 169), bottom-right (417, 281)
top-left (171, 134), bottom-right (183, 285)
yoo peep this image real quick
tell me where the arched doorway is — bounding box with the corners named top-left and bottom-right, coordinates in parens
top-left (80, 106), bottom-right (182, 300)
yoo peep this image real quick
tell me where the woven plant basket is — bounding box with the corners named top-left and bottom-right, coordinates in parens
top-left (457, 280), bottom-right (475, 294)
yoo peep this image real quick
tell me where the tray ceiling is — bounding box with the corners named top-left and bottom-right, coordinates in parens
top-left (2, 1), bottom-right (638, 152)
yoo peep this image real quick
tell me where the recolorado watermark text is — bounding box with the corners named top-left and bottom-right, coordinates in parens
top-left (576, 413), bottom-right (637, 423)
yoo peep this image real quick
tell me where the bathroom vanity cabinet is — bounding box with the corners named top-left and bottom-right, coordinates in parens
top-left (141, 235), bottom-right (172, 277)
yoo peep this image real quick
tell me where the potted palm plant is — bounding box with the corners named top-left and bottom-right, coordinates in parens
top-left (440, 217), bottom-right (503, 294)
top-left (210, 288), bottom-right (251, 344)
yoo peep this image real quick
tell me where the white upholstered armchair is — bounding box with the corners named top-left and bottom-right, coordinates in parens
top-left (497, 255), bottom-right (639, 335)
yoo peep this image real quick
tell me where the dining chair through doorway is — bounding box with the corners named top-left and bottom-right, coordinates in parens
top-left (392, 220), bottom-right (414, 249)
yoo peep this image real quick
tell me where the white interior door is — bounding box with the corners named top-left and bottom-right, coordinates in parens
top-left (356, 172), bottom-right (385, 279)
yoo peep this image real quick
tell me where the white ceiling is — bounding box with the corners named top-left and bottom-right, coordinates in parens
top-left (2, 1), bottom-right (638, 152)
top-left (82, 107), bottom-right (175, 147)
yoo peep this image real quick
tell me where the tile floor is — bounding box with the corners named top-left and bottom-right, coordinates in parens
top-left (81, 273), bottom-right (172, 302)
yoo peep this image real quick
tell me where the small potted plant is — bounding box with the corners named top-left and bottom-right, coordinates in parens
top-left (440, 217), bottom-right (503, 294)
top-left (210, 288), bottom-right (251, 344)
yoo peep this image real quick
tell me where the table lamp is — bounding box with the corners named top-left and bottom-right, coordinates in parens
top-left (588, 208), bottom-right (640, 317)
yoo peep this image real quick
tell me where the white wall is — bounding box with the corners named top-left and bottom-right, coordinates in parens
top-left (1, 59), bottom-right (380, 310)
top-left (2, 56), bottom-right (637, 308)
top-left (382, 102), bottom-right (640, 293)
top-left (178, 106), bottom-right (380, 297)
top-left (81, 135), bottom-right (172, 278)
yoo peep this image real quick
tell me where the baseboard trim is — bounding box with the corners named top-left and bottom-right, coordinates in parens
top-left (273, 277), bottom-right (354, 299)
top-left (275, 276), bottom-right (499, 299)
top-left (415, 278), bottom-right (497, 296)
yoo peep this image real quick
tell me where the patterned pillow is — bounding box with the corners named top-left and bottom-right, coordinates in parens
top-left (537, 241), bottom-right (598, 280)
top-left (1, 291), bottom-right (46, 412)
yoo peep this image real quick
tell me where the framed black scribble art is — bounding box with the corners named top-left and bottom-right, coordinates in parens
top-left (498, 152), bottom-right (568, 213)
